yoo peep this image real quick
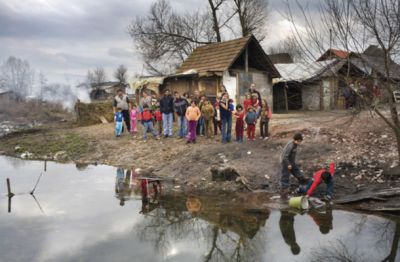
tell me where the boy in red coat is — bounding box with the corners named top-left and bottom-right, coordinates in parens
top-left (298, 163), bottom-right (335, 200)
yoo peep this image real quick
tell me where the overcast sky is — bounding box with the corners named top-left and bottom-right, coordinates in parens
top-left (0, 0), bottom-right (316, 84)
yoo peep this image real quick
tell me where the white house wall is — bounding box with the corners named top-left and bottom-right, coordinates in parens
top-left (252, 72), bottom-right (273, 107)
top-left (222, 71), bottom-right (237, 103)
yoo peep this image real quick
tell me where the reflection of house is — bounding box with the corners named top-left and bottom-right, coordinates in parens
top-left (89, 82), bottom-right (128, 101)
top-left (273, 45), bottom-right (400, 111)
top-left (161, 35), bottom-right (280, 105)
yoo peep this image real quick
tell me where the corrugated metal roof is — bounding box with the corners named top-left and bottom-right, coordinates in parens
top-left (274, 59), bottom-right (340, 82)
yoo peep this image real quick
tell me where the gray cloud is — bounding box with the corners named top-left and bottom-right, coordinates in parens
top-left (0, 0), bottom-right (317, 83)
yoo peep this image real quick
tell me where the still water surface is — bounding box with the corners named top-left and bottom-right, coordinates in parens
top-left (0, 156), bottom-right (399, 262)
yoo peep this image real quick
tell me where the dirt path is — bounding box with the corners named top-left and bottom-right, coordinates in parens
top-left (1, 110), bottom-right (399, 211)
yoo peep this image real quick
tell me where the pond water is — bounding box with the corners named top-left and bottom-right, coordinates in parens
top-left (1, 156), bottom-right (399, 262)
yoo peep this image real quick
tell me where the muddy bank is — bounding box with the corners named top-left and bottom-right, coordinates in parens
top-left (0, 110), bottom-right (399, 212)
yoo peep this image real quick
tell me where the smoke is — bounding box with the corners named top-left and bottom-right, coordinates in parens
top-left (1, 56), bottom-right (91, 110)
top-left (40, 82), bottom-right (91, 110)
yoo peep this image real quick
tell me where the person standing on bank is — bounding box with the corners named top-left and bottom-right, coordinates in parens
top-left (280, 133), bottom-right (307, 199)
top-left (260, 99), bottom-right (272, 140)
top-left (159, 89), bottom-right (174, 138)
top-left (113, 89), bottom-right (132, 133)
top-left (220, 93), bottom-right (232, 143)
top-left (174, 92), bottom-right (189, 138)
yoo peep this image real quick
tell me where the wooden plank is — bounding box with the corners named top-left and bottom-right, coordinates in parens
top-left (335, 187), bottom-right (400, 204)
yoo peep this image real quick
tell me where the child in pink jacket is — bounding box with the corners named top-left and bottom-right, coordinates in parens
top-left (130, 105), bottom-right (138, 135)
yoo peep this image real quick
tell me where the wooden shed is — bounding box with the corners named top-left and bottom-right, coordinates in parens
top-left (162, 35), bottom-right (280, 105)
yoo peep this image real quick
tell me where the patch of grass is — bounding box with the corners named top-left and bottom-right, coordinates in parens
top-left (0, 131), bottom-right (91, 160)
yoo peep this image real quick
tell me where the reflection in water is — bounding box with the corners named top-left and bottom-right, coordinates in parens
top-left (308, 207), bottom-right (333, 234)
top-left (1, 157), bottom-right (400, 262)
top-left (135, 194), bottom-right (270, 261)
top-left (115, 168), bottom-right (132, 206)
top-left (140, 179), bottom-right (161, 214)
top-left (279, 211), bottom-right (301, 255)
top-left (115, 167), bottom-right (162, 212)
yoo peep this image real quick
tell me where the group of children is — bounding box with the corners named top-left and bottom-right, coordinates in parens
top-left (114, 90), bottom-right (273, 144)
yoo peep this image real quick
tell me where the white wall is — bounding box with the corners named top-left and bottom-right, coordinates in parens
top-left (222, 71), bottom-right (237, 103)
top-left (252, 71), bottom-right (273, 107)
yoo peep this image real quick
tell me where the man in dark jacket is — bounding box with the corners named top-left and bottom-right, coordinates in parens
top-left (280, 133), bottom-right (306, 199)
top-left (174, 92), bottom-right (189, 138)
top-left (159, 89), bottom-right (174, 138)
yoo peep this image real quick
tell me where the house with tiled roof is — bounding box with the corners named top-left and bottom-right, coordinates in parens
top-left (162, 35), bottom-right (280, 105)
top-left (316, 48), bottom-right (350, 61)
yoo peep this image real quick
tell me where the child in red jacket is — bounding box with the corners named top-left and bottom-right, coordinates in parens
top-left (297, 163), bottom-right (335, 200)
top-left (233, 104), bottom-right (245, 143)
top-left (141, 105), bottom-right (160, 142)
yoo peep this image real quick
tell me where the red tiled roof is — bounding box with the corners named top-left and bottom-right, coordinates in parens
top-left (316, 49), bottom-right (349, 61)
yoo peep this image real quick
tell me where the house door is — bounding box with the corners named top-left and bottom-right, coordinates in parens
top-left (322, 80), bottom-right (331, 110)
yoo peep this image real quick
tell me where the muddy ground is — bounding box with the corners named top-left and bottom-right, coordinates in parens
top-left (0, 109), bottom-right (399, 212)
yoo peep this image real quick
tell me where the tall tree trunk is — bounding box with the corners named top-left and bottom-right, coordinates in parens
top-left (208, 0), bottom-right (222, 42)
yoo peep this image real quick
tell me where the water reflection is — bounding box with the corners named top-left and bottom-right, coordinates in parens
top-left (1, 157), bottom-right (400, 262)
top-left (279, 211), bottom-right (301, 255)
top-left (308, 207), bottom-right (333, 235)
top-left (114, 167), bottom-right (163, 212)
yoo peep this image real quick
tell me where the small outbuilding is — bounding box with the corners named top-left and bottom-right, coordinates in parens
top-left (162, 35), bottom-right (280, 105)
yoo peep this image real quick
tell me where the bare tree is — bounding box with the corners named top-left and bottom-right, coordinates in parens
top-left (232, 0), bottom-right (269, 41)
top-left (128, 0), bottom-right (216, 75)
top-left (93, 67), bottom-right (107, 84)
top-left (267, 36), bottom-right (304, 62)
top-left (351, 0), bottom-right (400, 162)
top-left (86, 66), bottom-right (107, 101)
top-left (286, 0), bottom-right (400, 162)
top-left (86, 70), bottom-right (95, 85)
top-left (0, 56), bottom-right (35, 99)
top-left (113, 65), bottom-right (128, 84)
top-left (38, 71), bottom-right (47, 100)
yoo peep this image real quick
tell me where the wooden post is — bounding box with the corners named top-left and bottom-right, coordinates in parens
top-left (8, 196), bottom-right (12, 213)
top-left (284, 83), bottom-right (289, 113)
top-left (245, 47), bottom-right (249, 73)
top-left (44, 160), bottom-right (47, 172)
top-left (6, 178), bottom-right (14, 197)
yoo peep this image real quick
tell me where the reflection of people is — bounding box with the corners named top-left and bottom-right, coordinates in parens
top-left (279, 211), bottom-right (300, 255)
top-left (186, 197), bottom-right (202, 213)
top-left (308, 207), bottom-right (333, 234)
top-left (115, 168), bottom-right (132, 206)
top-left (298, 163), bottom-right (335, 201)
top-left (140, 179), bottom-right (162, 214)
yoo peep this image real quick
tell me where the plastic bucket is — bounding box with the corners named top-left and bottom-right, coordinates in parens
top-left (289, 196), bottom-right (309, 210)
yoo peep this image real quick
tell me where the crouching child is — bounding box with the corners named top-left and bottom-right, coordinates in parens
top-left (141, 105), bottom-right (160, 142)
top-left (298, 163), bottom-right (335, 201)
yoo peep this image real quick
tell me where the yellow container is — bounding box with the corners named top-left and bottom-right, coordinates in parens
top-left (289, 196), bottom-right (309, 210)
